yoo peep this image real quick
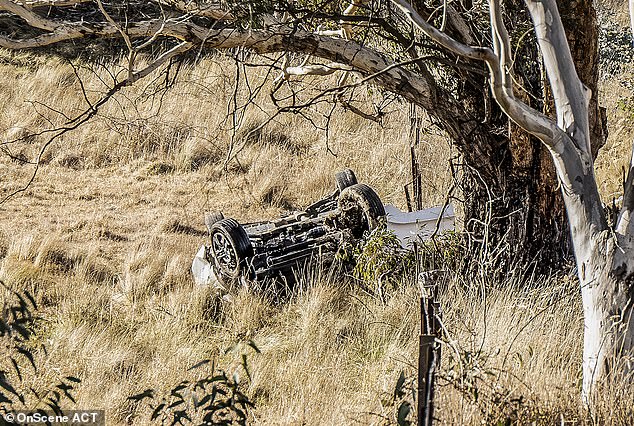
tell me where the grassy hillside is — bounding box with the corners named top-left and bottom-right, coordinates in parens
top-left (1, 40), bottom-right (634, 424)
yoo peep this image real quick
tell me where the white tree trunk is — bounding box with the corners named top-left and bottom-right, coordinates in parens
top-left (399, 0), bottom-right (634, 400)
top-left (525, 0), bottom-right (634, 402)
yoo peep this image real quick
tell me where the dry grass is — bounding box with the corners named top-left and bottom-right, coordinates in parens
top-left (0, 47), bottom-right (633, 425)
top-left (596, 63), bottom-right (634, 201)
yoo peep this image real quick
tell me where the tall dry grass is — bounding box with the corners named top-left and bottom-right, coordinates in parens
top-left (0, 45), bottom-right (633, 425)
top-left (3, 231), bottom-right (633, 424)
top-left (0, 49), bottom-right (453, 215)
top-left (596, 63), bottom-right (634, 201)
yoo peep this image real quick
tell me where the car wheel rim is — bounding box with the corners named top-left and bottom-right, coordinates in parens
top-left (211, 232), bottom-right (238, 274)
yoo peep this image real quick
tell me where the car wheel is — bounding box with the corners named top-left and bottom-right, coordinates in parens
top-left (205, 211), bottom-right (225, 235)
top-left (338, 183), bottom-right (385, 237)
top-left (335, 168), bottom-right (358, 192)
top-left (209, 218), bottom-right (253, 287)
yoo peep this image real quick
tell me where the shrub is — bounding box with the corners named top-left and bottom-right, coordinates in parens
top-left (129, 344), bottom-right (258, 425)
top-left (351, 225), bottom-right (414, 295)
top-left (0, 280), bottom-right (80, 415)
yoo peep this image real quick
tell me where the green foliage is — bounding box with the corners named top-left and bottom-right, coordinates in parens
top-left (387, 346), bottom-right (535, 425)
top-left (417, 231), bottom-right (462, 272)
top-left (393, 370), bottom-right (414, 426)
top-left (351, 225), bottom-right (414, 292)
top-left (617, 96), bottom-right (634, 119)
top-left (129, 343), bottom-right (258, 425)
top-left (376, 369), bottom-right (415, 425)
top-left (0, 280), bottom-right (80, 415)
top-left (347, 226), bottom-right (461, 298)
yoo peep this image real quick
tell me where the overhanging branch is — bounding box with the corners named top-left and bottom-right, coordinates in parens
top-left (391, 0), bottom-right (560, 146)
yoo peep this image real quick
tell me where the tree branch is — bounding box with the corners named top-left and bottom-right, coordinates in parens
top-left (391, 0), bottom-right (560, 146)
top-left (0, 0), bottom-right (526, 185)
top-left (14, 0), bottom-right (91, 7)
top-left (525, 0), bottom-right (591, 155)
top-left (393, 0), bottom-right (609, 248)
top-left (616, 140), bottom-right (634, 237)
top-left (284, 62), bottom-right (352, 76)
top-left (0, 0), bottom-right (57, 30)
top-left (1, 40), bottom-right (193, 203)
top-left (152, 0), bottom-right (235, 20)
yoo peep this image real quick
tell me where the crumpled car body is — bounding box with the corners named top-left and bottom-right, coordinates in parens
top-left (192, 169), bottom-right (385, 290)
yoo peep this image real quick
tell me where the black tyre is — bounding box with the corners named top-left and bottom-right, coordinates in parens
top-left (335, 168), bottom-right (358, 192)
top-left (338, 183), bottom-right (385, 237)
top-left (205, 211), bottom-right (225, 235)
top-left (209, 218), bottom-right (254, 287)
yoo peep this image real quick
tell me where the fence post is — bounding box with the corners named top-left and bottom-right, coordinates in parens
top-left (417, 275), bottom-right (441, 426)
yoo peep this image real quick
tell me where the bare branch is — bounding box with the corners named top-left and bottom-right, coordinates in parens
top-left (153, 0), bottom-right (235, 20)
top-left (0, 0), bottom-right (57, 30)
top-left (95, 0), bottom-right (135, 79)
top-left (341, 0), bottom-right (365, 39)
top-left (279, 0), bottom-right (365, 86)
top-left (133, 41), bottom-right (193, 81)
top-left (0, 30), bottom-right (84, 48)
top-left (391, 0), bottom-right (484, 60)
top-left (616, 140), bottom-right (634, 236)
top-left (14, 0), bottom-right (91, 7)
top-left (489, 0), bottom-right (512, 94)
top-left (0, 18), bottom-right (188, 49)
top-left (285, 62), bottom-right (352, 76)
top-left (390, 0), bottom-right (560, 147)
top-left (1, 35), bottom-right (193, 203)
top-left (315, 29), bottom-right (345, 37)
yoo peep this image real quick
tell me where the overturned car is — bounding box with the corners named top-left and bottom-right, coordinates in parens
top-left (192, 169), bottom-right (386, 290)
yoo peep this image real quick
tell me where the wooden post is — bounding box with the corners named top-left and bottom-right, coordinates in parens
top-left (405, 184), bottom-right (413, 213)
top-left (418, 279), bottom-right (440, 426)
top-left (409, 103), bottom-right (423, 211)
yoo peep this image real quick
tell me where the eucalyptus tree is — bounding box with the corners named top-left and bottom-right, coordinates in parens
top-left (0, 0), bottom-right (630, 401)
top-left (0, 0), bottom-right (604, 270)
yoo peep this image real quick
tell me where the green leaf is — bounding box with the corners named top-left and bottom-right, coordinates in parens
top-left (17, 347), bottom-right (37, 371)
top-left (167, 399), bottom-right (184, 409)
top-left (195, 394), bottom-right (212, 409)
top-left (393, 370), bottom-right (406, 400)
top-left (397, 401), bottom-right (411, 426)
top-left (46, 401), bottom-right (63, 416)
top-left (170, 382), bottom-right (189, 397)
top-left (10, 358), bottom-right (22, 382)
top-left (151, 403), bottom-right (166, 421)
top-left (247, 340), bottom-right (261, 353)
top-left (241, 354), bottom-right (251, 381)
top-left (0, 371), bottom-right (20, 397)
top-left (28, 387), bottom-right (40, 399)
top-left (56, 382), bottom-right (76, 404)
top-left (188, 359), bottom-right (211, 371)
top-left (128, 389), bottom-right (155, 401)
top-left (11, 323), bottom-right (31, 340)
top-left (171, 409), bottom-right (191, 425)
top-left (23, 290), bottom-right (37, 309)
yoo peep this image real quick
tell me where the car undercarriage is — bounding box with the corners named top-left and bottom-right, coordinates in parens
top-left (192, 169), bottom-right (386, 290)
